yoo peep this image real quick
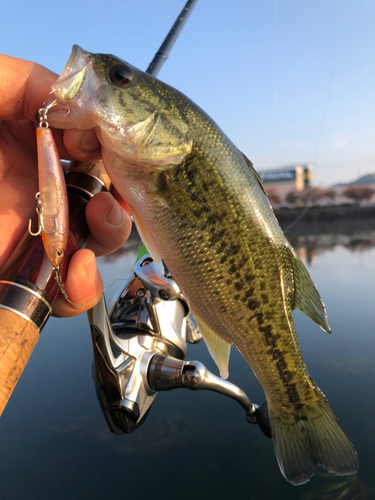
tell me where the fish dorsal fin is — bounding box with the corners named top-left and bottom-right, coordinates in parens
top-left (157, 172), bottom-right (210, 226)
top-left (194, 315), bottom-right (232, 379)
top-left (242, 153), bottom-right (268, 196)
top-left (286, 244), bottom-right (331, 333)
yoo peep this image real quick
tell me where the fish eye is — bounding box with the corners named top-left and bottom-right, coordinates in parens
top-left (107, 64), bottom-right (132, 87)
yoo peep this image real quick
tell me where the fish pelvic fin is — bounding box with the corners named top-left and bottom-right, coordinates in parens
top-left (194, 316), bottom-right (231, 379)
top-left (269, 391), bottom-right (359, 486)
top-left (286, 244), bottom-right (331, 333)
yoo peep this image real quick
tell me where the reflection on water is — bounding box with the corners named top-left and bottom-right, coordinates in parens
top-left (300, 472), bottom-right (375, 500)
top-left (296, 245), bottom-right (317, 267)
top-left (0, 223), bottom-right (374, 499)
top-left (320, 356), bottom-right (372, 375)
top-left (293, 229), bottom-right (375, 267)
top-left (48, 412), bottom-right (198, 455)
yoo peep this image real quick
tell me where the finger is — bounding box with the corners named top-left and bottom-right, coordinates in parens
top-left (0, 54), bottom-right (56, 122)
top-left (62, 128), bottom-right (101, 161)
top-left (112, 186), bottom-right (132, 215)
top-left (52, 249), bottom-right (102, 317)
top-left (0, 54), bottom-right (96, 163)
top-left (85, 192), bottom-right (132, 256)
top-left (0, 54), bottom-right (73, 160)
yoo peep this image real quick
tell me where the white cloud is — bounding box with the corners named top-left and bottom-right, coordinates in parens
top-left (331, 138), bottom-right (348, 150)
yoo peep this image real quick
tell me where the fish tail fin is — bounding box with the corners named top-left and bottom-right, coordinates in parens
top-left (269, 391), bottom-right (359, 486)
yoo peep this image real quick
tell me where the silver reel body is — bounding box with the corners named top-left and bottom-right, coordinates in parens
top-left (88, 251), bottom-right (268, 435)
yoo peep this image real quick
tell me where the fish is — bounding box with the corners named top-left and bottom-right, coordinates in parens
top-left (48, 45), bottom-right (359, 485)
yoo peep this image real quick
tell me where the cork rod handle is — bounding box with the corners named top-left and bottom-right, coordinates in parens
top-left (0, 308), bottom-right (39, 416)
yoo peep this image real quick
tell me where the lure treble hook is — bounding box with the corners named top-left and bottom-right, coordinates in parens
top-left (28, 192), bottom-right (58, 236)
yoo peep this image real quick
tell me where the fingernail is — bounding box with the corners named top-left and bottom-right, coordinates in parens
top-left (80, 130), bottom-right (100, 152)
top-left (106, 201), bottom-right (124, 226)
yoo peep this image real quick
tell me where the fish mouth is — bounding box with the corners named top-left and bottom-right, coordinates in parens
top-left (48, 45), bottom-right (104, 130)
top-left (51, 45), bottom-right (92, 102)
top-left (65, 44), bottom-right (91, 74)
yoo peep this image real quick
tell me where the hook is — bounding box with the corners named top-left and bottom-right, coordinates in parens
top-left (28, 192), bottom-right (57, 237)
top-left (28, 192), bottom-right (43, 236)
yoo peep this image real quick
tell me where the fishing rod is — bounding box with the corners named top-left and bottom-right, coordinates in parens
top-left (146, 0), bottom-right (198, 76)
top-left (0, 0), bottom-right (198, 417)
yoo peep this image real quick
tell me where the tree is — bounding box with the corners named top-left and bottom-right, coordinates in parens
top-left (323, 189), bottom-right (337, 205)
top-left (266, 188), bottom-right (281, 206)
top-left (285, 191), bottom-right (298, 206)
top-left (343, 186), bottom-right (375, 205)
top-left (298, 187), bottom-right (324, 206)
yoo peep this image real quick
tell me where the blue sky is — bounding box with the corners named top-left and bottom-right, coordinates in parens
top-left (1, 0), bottom-right (374, 187)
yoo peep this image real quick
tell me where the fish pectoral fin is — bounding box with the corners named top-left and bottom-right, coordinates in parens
top-left (242, 153), bottom-right (268, 197)
top-left (194, 315), bottom-right (231, 379)
top-left (286, 244), bottom-right (331, 333)
top-left (158, 172), bottom-right (210, 226)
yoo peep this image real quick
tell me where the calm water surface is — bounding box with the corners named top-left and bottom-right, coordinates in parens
top-left (0, 227), bottom-right (374, 500)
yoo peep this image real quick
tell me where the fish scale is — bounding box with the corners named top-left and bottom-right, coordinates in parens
top-left (158, 134), bottom-right (311, 408)
top-left (48, 45), bottom-right (358, 486)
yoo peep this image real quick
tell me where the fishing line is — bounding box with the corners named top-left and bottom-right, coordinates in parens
top-left (265, 0), bottom-right (280, 169)
top-left (62, 278), bottom-right (130, 308)
top-left (313, 0), bottom-right (336, 169)
top-left (283, 204), bottom-right (310, 234)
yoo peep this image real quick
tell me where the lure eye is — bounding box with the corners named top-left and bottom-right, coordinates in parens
top-left (107, 64), bottom-right (132, 87)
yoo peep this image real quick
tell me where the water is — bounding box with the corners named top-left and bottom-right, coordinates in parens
top-left (0, 227), bottom-right (374, 500)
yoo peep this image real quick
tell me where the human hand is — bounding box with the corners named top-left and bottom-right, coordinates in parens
top-left (0, 54), bottom-right (132, 317)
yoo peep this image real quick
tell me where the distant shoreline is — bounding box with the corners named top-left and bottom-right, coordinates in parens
top-left (126, 204), bottom-right (375, 243)
top-left (275, 204), bottom-right (375, 222)
top-left (275, 204), bottom-right (375, 238)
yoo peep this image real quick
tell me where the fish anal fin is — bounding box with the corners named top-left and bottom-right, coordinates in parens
top-left (194, 316), bottom-right (231, 379)
top-left (286, 244), bottom-right (331, 333)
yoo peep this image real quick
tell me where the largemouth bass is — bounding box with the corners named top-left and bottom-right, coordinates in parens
top-left (49, 45), bottom-right (358, 485)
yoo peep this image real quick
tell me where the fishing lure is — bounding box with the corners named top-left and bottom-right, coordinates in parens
top-left (29, 99), bottom-right (69, 299)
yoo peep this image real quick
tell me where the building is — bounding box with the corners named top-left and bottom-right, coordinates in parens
top-left (257, 164), bottom-right (313, 202)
